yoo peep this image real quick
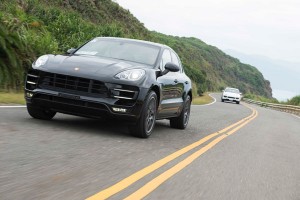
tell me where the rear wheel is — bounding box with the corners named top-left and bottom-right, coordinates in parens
top-left (27, 104), bottom-right (56, 120)
top-left (129, 91), bottom-right (157, 138)
top-left (170, 95), bottom-right (191, 129)
top-left (236, 101), bottom-right (240, 104)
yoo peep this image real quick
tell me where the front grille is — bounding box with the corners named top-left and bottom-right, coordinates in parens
top-left (37, 72), bottom-right (108, 98)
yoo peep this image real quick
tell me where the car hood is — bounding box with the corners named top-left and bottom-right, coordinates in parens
top-left (223, 92), bottom-right (240, 98)
top-left (35, 54), bottom-right (150, 81)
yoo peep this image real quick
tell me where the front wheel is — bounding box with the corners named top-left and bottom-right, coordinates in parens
top-left (170, 95), bottom-right (191, 129)
top-left (27, 104), bottom-right (56, 120)
top-left (129, 91), bottom-right (157, 138)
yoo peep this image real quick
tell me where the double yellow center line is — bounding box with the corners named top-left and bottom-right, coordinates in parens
top-left (87, 104), bottom-right (258, 200)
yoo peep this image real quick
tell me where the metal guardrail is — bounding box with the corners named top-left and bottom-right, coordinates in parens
top-left (243, 98), bottom-right (300, 116)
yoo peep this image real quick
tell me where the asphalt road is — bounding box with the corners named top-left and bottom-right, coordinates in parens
top-left (0, 94), bottom-right (299, 200)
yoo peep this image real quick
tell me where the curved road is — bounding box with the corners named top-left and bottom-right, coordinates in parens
top-left (0, 94), bottom-right (299, 199)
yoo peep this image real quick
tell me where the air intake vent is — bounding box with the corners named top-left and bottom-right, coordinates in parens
top-left (26, 70), bottom-right (40, 90)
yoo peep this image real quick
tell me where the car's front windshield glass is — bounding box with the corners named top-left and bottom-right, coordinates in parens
top-left (225, 88), bottom-right (240, 93)
top-left (75, 39), bottom-right (160, 66)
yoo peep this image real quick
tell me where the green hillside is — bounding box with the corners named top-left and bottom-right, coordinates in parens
top-left (0, 0), bottom-right (272, 97)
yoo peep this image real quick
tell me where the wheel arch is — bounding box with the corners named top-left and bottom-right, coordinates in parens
top-left (187, 89), bottom-right (192, 102)
top-left (150, 84), bottom-right (160, 107)
top-left (183, 89), bottom-right (192, 102)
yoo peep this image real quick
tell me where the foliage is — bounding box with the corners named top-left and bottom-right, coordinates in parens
top-left (287, 95), bottom-right (300, 106)
top-left (243, 93), bottom-right (279, 103)
top-left (0, 0), bottom-right (272, 98)
top-left (244, 93), bottom-right (300, 106)
top-left (0, 21), bottom-right (32, 90)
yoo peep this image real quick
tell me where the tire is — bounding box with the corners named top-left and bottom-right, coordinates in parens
top-left (170, 95), bottom-right (191, 129)
top-left (221, 98), bottom-right (224, 102)
top-left (129, 91), bottom-right (157, 138)
top-left (236, 101), bottom-right (240, 104)
top-left (27, 104), bottom-right (56, 120)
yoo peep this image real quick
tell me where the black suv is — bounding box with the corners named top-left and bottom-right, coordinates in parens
top-left (25, 37), bottom-right (192, 138)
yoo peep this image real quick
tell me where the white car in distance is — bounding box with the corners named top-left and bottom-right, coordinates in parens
top-left (221, 87), bottom-right (242, 104)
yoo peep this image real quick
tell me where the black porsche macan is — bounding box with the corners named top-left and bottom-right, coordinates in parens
top-left (25, 37), bottom-right (192, 138)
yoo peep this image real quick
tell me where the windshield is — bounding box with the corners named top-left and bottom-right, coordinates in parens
top-left (75, 38), bottom-right (160, 66)
top-left (225, 88), bottom-right (240, 93)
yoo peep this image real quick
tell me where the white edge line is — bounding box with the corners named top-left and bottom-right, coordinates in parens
top-left (0, 105), bottom-right (26, 108)
top-left (193, 93), bottom-right (217, 107)
top-left (292, 114), bottom-right (300, 119)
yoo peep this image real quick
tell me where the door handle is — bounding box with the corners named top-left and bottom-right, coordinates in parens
top-left (174, 79), bottom-right (178, 83)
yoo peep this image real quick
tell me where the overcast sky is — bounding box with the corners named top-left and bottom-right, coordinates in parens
top-left (116, 0), bottom-right (300, 64)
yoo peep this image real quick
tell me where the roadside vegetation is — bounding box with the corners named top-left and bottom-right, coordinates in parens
top-left (192, 93), bottom-right (214, 105)
top-left (243, 94), bottom-right (279, 104)
top-left (0, 92), bottom-right (25, 105)
top-left (243, 93), bottom-right (300, 106)
top-left (286, 95), bottom-right (300, 106)
top-left (1, 0), bottom-right (272, 99)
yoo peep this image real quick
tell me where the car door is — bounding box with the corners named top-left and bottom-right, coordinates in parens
top-left (170, 50), bottom-right (185, 111)
top-left (157, 49), bottom-right (183, 118)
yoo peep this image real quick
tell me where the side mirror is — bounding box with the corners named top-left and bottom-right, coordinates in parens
top-left (165, 62), bottom-right (180, 72)
top-left (67, 48), bottom-right (76, 54)
top-left (161, 62), bottom-right (180, 76)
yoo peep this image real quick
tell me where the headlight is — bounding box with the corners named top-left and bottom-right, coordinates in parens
top-left (115, 69), bottom-right (145, 81)
top-left (34, 55), bottom-right (49, 67)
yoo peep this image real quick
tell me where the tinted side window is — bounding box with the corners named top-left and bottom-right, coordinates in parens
top-left (161, 50), bottom-right (172, 71)
top-left (171, 51), bottom-right (182, 71)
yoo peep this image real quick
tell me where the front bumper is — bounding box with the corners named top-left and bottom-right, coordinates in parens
top-left (25, 70), bottom-right (149, 121)
top-left (25, 88), bottom-right (149, 121)
top-left (222, 96), bottom-right (240, 102)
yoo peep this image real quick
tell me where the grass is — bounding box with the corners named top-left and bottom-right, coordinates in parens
top-left (192, 93), bottom-right (214, 105)
top-left (0, 92), bottom-right (25, 105)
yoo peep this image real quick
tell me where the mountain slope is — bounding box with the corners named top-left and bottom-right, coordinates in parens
top-left (225, 49), bottom-right (299, 100)
top-left (150, 33), bottom-right (272, 97)
top-left (0, 0), bottom-right (272, 97)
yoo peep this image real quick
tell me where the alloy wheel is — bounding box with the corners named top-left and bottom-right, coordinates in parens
top-left (145, 97), bottom-right (156, 134)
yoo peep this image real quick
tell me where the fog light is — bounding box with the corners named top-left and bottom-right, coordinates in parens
top-left (112, 107), bottom-right (127, 113)
top-left (26, 92), bottom-right (33, 98)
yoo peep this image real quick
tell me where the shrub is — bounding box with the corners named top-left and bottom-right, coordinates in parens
top-left (287, 95), bottom-right (300, 106)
